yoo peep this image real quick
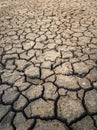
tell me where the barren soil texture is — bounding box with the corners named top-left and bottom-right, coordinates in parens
top-left (0, 0), bottom-right (97, 130)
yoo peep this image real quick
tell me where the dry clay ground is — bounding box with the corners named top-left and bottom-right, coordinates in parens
top-left (0, 0), bottom-right (97, 130)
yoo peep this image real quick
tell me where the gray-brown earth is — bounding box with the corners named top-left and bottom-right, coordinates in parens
top-left (0, 0), bottom-right (97, 130)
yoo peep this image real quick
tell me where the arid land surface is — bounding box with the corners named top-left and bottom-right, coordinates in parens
top-left (0, 0), bottom-right (97, 130)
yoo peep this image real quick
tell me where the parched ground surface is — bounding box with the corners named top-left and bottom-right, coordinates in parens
top-left (0, 0), bottom-right (97, 130)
